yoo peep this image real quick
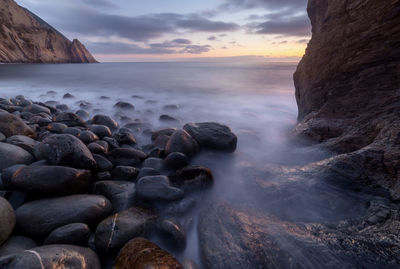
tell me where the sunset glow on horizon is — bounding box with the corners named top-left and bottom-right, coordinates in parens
top-left (16, 0), bottom-right (310, 62)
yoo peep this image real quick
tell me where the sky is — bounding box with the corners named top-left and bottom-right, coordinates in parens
top-left (16, 0), bottom-right (310, 62)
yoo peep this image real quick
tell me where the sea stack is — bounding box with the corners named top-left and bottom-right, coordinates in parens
top-left (294, 0), bottom-right (400, 198)
top-left (0, 0), bottom-right (97, 63)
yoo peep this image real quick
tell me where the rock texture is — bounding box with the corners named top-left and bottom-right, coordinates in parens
top-left (0, 0), bottom-right (97, 63)
top-left (294, 0), bottom-right (400, 198)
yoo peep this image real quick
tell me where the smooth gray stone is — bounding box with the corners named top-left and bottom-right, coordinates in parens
top-left (0, 143), bottom-right (34, 170)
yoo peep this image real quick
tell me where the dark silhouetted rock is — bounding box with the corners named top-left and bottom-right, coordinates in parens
top-left (46, 122), bottom-right (68, 133)
top-left (142, 157), bottom-right (163, 170)
top-left (183, 122), bottom-right (237, 152)
top-left (164, 152), bottom-right (189, 170)
top-left (53, 112), bottom-right (86, 127)
top-left (0, 112), bottom-right (35, 138)
top-left (113, 128), bottom-right (137, 145)
top-left (95, 207), bottom-right (158, 253)
top-left (92, 115), bottom-right (119, 131)
top-left (5, 165), bottom-right (91, 196)
top-left (43, 223), bottom-right (90, 246)
top-left (159, 114), bottom-right (180, 123)
top-left (159, 218), bottom-right (186, 250)
top-left (165, 129), bottom-right (199, 157)
top-left (0, 236), bottom-right (37, 257)
top-left (114, 237), bottom-right (183, 269)
top-left (92, 181), bottom-right (136, 213)
top-left (6, 135), bottom-right (37, 154)
top-left (77, 130), bottom-right (99, 144)
top-left (34, 134), bottom-right (96, 170)
top-left (114, 101), bottom-right (135, 110)
top-left (169, 166), bottom-right (213, 191)
top-left (63, 93), bottom-right (75, 99)
top-left (111, 166), bottom-right (139, 181)
top-left (137, 167), bottom-right (161, 180)
top-left (89, 124), bottom-right (112, 138)
top-left (76, 109), bottom-right (90, 120)
top-left (0, 143), bottom-right (34, 170)
top-left (22, 104), bottom-right (50, 115)
top-left (93, 154), bottom-right (113, 172)
top-left (109, 148), bottom-right (146, 167)
top-left (16, 194), bottom-right (112, 238)
top-left (136, 176), bottom-right (184, 201)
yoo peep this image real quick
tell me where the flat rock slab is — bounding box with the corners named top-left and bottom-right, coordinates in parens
top-left (16, 194), bottom-right (112, 238)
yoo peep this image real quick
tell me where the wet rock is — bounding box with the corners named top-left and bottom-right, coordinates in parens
top-left (22, 104), bottom-right (51, 115)
top-left (124, 122), bottom-right (153, 133)
top-left (0, 197), bottom-right (15, 246)
top-left (153, 134), bottom-right (170, 149)
top-left (11, 96), bottom-right (32, 107)
top-left (111, 166), bottom-right (139, 181)
top-left (0, 236), bottom-right (37, 257)
top-left (92, 181), bottom-right (136, 213)
top-left (109, 148), bottom-right (146, 167)
top-left (93, 154), bottom-right (113, 172)
top-left (53, 112), bottom-right (86, 127)
top-left (89, 124), bottom-right (112, 138)
top-left (63, 127), bottom-right (81, 136)
top-left (92, 114), bottom-right (119, 131)
top-left (365, 199), bottom-right (391, 225)
top-left (43, 223), bottom-right (90, 246)
top-left (136, 176), bottom-right (184, 201)
top-left (76, 109), bottom-right (90, 120)
top-left (6, 135), bottom-right (37, 155)
top-left (16, 194), bottom-right (112, 238)
top-left (164, 198), bottom-right (196, 216)
top-left (77, 130), bottom-right (99, 144)
top-left (183, 122), bottom-right (237, 152)
top-left (181, 259), bottom-right (198, 269)
top-left (0, 132), bottom-right (6, 142)
top-left (114, 101), bottom-right (135, 110)
top-left (34, 134), bottom-right (96, 170)
top-left (0, 245), bottom-right (100, 268)
top-left (114, 237), bottom-right (183, 269)
top-left (165, 129), bottom-right (199, 157)
top-left (55, 104), bottom-right (69, 111)
top-left (148, 148), bottom-right (164, 158)
top-left (63, 93), bottom-right (75, 99)
top-left (159, 114), bottom-right (180, 123)
top-left (0, 112), bottom-right (35, 138)
top-left (88, 142), bottom-right (108, 154)
top-left (4, 165), bottom-right (91, 196)
top-left (46, 122), bottom-right (68, 133)
top-left (95, 207), bottom-right (158, 253)
top-left (0, 143), bottom-right (34, 170)
top-left (78, 101), bottom-right (92, 110)
top-left (142, 157), bottom-right (163, 170)
top-left (100, 96), bottom-right (110, 100)
top-left (164, 152), bottom-right (189, 170)
top-left (113, 128), bottom-right (137, 145)
top-left (103, 137), bottom-right (120, 150)
top-left (159, 218), bottom-right (186, 250)
top-left (137, 167), bottom-right (161, 180)
top-left (96, 172), bottom-right (111, 181)
top-left (163, 104), bottom-right (179, 111)
top-left (169, 166), bottom-right (213, 191)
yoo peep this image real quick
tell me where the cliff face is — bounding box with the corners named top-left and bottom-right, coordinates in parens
top-left (294, 0), bottom-right (400, 198)
top-left (0, 0), bottom-right (97, 63)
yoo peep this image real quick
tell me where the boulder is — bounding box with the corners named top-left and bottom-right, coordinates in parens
top-left (0, 245), bottom-right (100, 269)
top-left (0, 143), bottom-right (34, 170)
top-left (0, 197), bottom-right (15, 246)
top-left (93, 154), bottom-right (113, 172)
top-left (0, 236), bottom-right (37, 257)
top-left (114, 237), bottom-right (183, 269)
top-left (53, 112), bottom-right (86, 127)
top-left (137, 167), bottom-right (161, 180)
top-left (92, 115), bottom-right (119, 131)
top-left (95, 207), bottom-right (158, 253)
top-left (5, 166), bottom-right (91, 196)
top-left (159, 218), bottom-right (186, 250)
top-left (22, 104), bottom-right (51, 115)
top-left (164, 152), bottom-right (189, 170)
top-left (6, 135), bottom-right (37, 155)
top-left (165, 130), bottom-right (199, 157)
top-left (113, 128), bottom-right (137, 145)
top-left (109, 148), bottom-right (146, 167)
top-left (183, 122), bottom-right (237, 152)
top-left (142, 157), bottom-right (163, 170)
top-left (46, 122), bottom-right (68, 133)
top-left (43, 223), bottom-right (91, 246)
top-left (34, 134), bottom-right (96, 170)
top-left (0, 112), bottom-right (35, 138)
top-left (114, 102), bottom-right (135, 110)
top-left (16, 195), bottom-right (112, 238)
top-left (151, 128), bottom-right (176, 141)
top-left (169, 166), bottom-right (214, 191)
top-left (88, 142), bottom-right (108, 155)
top-left (92, 181), bottom-right (136, 213)
top-left (159, 114), bottom-right (180, 123)
top-left (111, 166), bottom-right (139, 181)
top-left (76, 109), bottom-right (90, 120)
top-left (77, 130), bottom-right (99, 144)
top-left (136, 176), bottom-right (184, 201)
top-left (164, 198), bottom-right (196, 216)
top-left (89, 125), bottom-right (112, 138)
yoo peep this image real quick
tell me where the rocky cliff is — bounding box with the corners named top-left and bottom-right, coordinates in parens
top-left (0, 0), bottom-right (97, 63)
top-left (294, 0), bottom-right (400, 198)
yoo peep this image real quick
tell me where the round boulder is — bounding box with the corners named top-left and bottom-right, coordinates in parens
top-left (0, 197), bottom-right (15, 246)
top-left (92, 181), bottom-right (136, 212)
top-left (169, 166), bottom-right (214, 191)
top-left (136, 176), bottom-right (184, 201)
top-left (34, 134), bottom-right (96, 170)
top-left (159, 218), bottom-right (186, 250)
top-left (183, 122), bottom-right (237, 152)
top-left (16, 194), bottom-right (112, 238)
top-left (114, 237), bottom-right (183, 269)
top-left (6, 135), bottom-right (37, 155)
top-left (95, 207), bottom-right (158, 253)
top-left (109, 148), bottom-right (146, 167)
top-left (43, 223), bottom-right (91, 246)
top-left (165, 129), bottom-right (199, 158)
top-left (92, 115), bottom-right (119, 131)
top-left (0, 236), bottom-right (37, 257)
top-left (0, 112), bottom-right (35, 138)
top-left (0, 142), bottom-right (34, 170)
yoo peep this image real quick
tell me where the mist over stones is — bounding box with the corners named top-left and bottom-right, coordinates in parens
top-left (0, 94), bottom-right (237, 268)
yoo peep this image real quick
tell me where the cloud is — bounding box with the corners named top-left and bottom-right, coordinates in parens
top-left (58, 9), bottom-right (239, 42)
top-left (82, 0), bottom-right (116, 8)
top-left (296, 38), bottom-right (309, 44)
top-left (219, 0), bottom-right (307, 11)
top-left (89, 40), bottom-right (212, 55)
top-left (208, 35), bottom-right (218, 41)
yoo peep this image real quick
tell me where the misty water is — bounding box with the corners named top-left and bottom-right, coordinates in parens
top-left (0, 62), bottom-right (372, 267)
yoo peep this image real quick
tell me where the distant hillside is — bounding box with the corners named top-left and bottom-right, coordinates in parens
top-left (0, 0), bottom-right (97, 63)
